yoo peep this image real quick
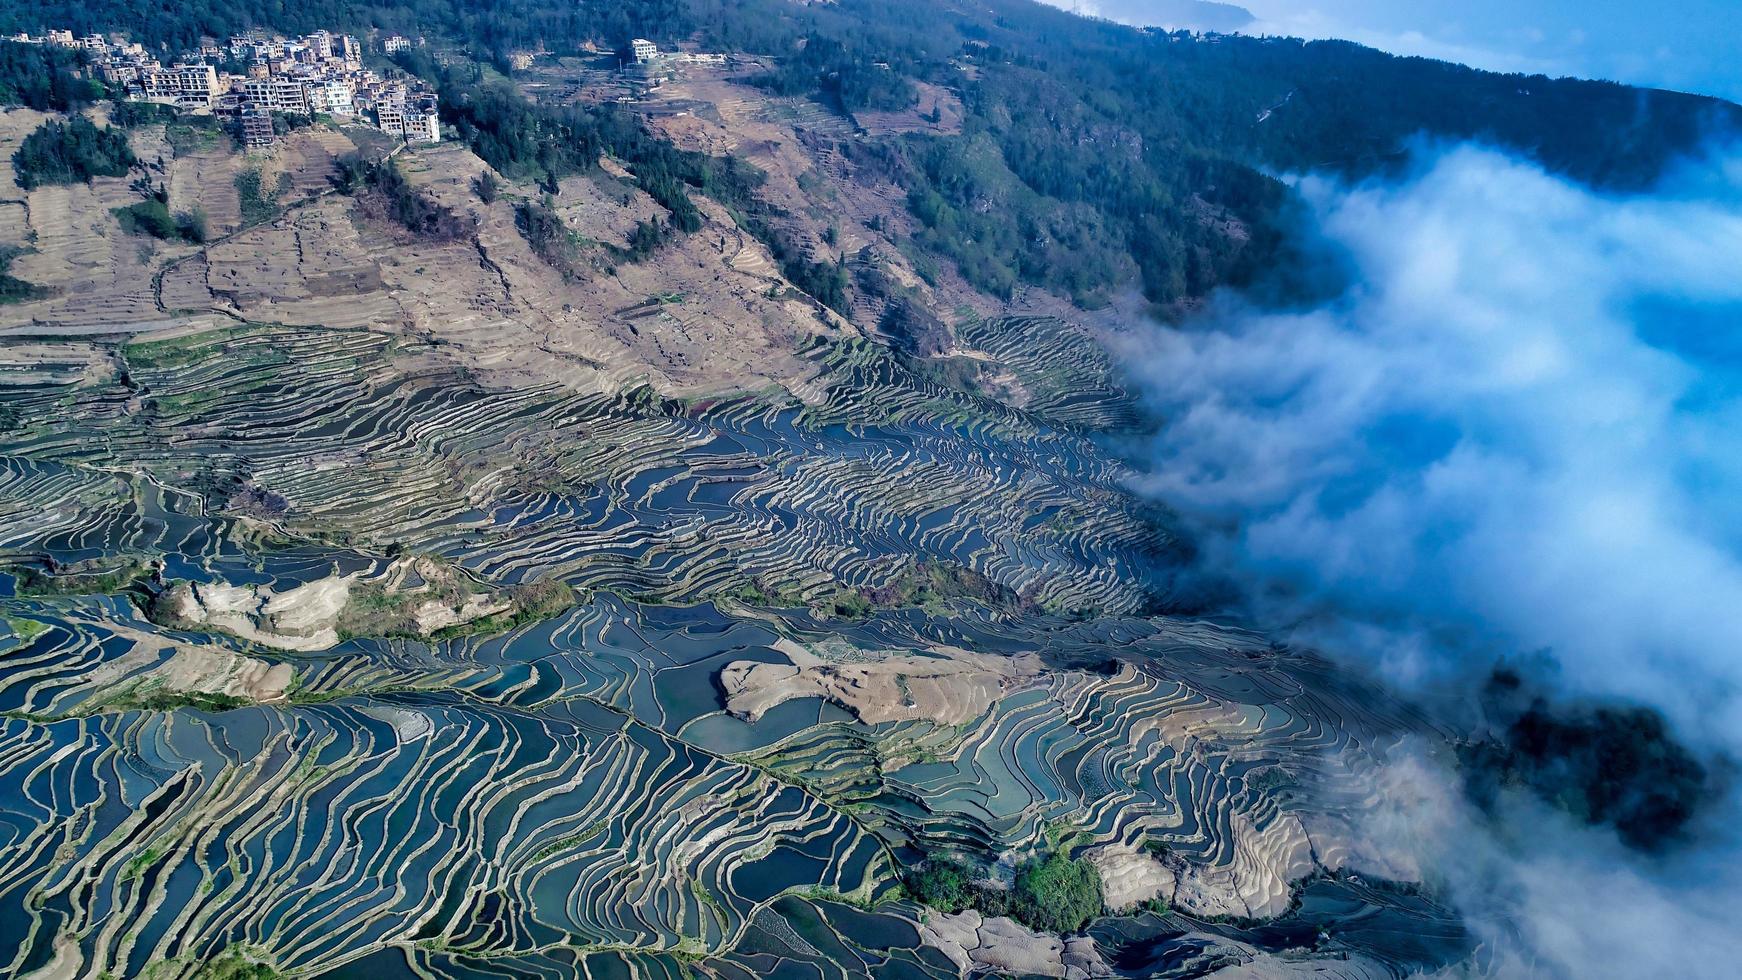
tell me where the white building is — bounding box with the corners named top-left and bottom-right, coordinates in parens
top-left (321, 79), bottom-right (355, 115)
top-left (142, 63), bottom-right (221, 107)
top-left (406, 109), bottom-right (440, 143)
top-left (382, 35), bottom-right (410, 54)
top-left (275, 78), bottom-right (309, 114)
top-left (375, 101), bottom-right (406, 137)
top-left (631, 38), bottom-right (658, 64)
top-left (242, 78), bottom-right (274, 109)
top-left (375, 99), bottom-right (440, 143)
top-left (98, 63), bottom-right (142, 86)
top-left (241, 76), bottom-right (310, 114)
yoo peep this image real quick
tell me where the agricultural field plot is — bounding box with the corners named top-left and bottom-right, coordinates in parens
top-left (0, 314), bottom-right (1469, 978)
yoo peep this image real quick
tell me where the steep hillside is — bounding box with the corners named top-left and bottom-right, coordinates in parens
top-left (6, 1), bottom-right (1735, 314)
top-left (1, 107), bottom-right (851, 397)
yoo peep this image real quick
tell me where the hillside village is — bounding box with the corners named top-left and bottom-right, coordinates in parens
top-left (4, 27), bottom-right (440, 147)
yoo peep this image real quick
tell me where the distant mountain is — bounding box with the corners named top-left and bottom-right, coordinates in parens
top-left (1066, 0), bottom-right (1255, 33)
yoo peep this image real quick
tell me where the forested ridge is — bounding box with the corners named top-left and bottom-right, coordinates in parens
top-left (5, 0), bottom-right (1735, 308)
top-left (0, 41), bottom-right (103, 111)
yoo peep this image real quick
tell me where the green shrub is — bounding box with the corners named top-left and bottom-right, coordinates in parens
top-left (235, 170), bottom-right (277, 227)
top-left (906, 849), bottom-right (1104, 935)
top-left (0, 245), bottom-right (44, 304)
top-left (515, 199), bottom-right (582, 277)
top-left (109, 100), bottom-right (179, 128)
top-left (176, 207), bottom-right (208, 243)
top-left (366, 159), bottom-right (469, 240)
top-left (114, 198), bottom-right (177, 239)
top-left (115, 195), bottom-right (207, 244)
top-left (624, 218), bottom-right (667, 261)
top-left (780, 255), bottom-right (850, 315)
top-left (472, 170), bottom-right (501, 203)
top-left (165, 118), bottom-right (223, 156)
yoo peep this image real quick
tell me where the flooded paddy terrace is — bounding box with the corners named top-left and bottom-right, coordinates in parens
top-left (0, 322), bottom-right (1471, 977)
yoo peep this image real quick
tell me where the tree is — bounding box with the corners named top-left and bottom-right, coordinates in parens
top-left (331, 152), bottom-right (370, 194)
top-left (0, 40), bottom-right (99, 111)
top-left (175, 207), bottom-right (208, 244)
top-left (12, 116), bottom-right (136, 190)
top-left (1010, 852), bottom-right (1103, 934)
top-left (472, 170), bottom-right (501, 203)
top-left (625, 218), bottom-right (667, 260)
top-left (0, 245), bottom-right (44, 304)
top-left (904, 857), bottom-right (974, 913)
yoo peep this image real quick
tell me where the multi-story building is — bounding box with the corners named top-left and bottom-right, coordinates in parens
top-left (337, 35), bottom-right (363, 66)
top-left (276, 78), bottom-right (309, 114)
top-left (98, 63), bottom-right (142, 86)
top-left (214, 92), bottom-right (247, 117)
top-left (242, 78), bottom-right (274, 110)
top-left (240, 110), bottom-right (276, 148)
top-left (321, 79), bottom-right (355, 116)
top-left (375, 101), bottom-right (406, 137)
top-left (631, 38), bottom-right (658, 64)
top-left (61, 23), bottom-right (438, 143)
top-left (407, 108), bottom-right (440, 143)
top-left (142, 63), bottom-right (221, 107)
top-left (373, 95), bottom-right (439, 144)
top-left (242, 76), bottom-right (311, 115)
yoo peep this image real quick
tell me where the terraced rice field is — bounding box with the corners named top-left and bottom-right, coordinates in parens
top-left (0, 322), bottom-right (1469, 978)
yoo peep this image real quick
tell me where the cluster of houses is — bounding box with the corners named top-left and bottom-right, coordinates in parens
top-left (7, 28), bottom-right (441, 148)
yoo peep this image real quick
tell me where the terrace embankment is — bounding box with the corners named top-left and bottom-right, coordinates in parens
top-left (921, 909), bottom-right (1109, 978)
top-left (720, 642), bottom-right (1047, 724)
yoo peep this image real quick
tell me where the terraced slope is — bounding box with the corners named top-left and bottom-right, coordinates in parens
top-left (0, 98), bottom-right (1480, 977)
top-left (0, 309), bottom-right (1472, 978)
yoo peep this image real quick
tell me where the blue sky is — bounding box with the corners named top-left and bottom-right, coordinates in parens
top-left (1051, 1), bottom-right (1742, 102)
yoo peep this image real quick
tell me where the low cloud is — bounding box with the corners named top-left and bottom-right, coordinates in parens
top-left (1040, 1), bottom-right (1256, 33)
top-left (1123, 143), bottom-right (1742, 973)
top-left (1358, 745), bottom-right (1742, 979)
top-left (1126, 143), bottom-right (1742, 745)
